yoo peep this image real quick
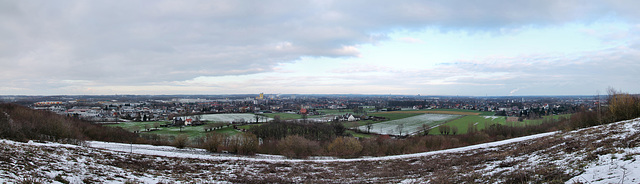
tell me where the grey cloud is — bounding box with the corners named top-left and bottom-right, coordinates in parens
top-left (2, 0), bottom-right (640, 94)
top-left (413, 46), bottom-right (640, 95)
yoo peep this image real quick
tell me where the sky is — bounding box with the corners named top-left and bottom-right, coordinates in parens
top-left (1, 0), bottom-right (640, 96)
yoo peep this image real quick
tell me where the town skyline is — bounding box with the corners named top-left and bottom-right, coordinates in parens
top-left (2, 1), bottom-right (640, 96)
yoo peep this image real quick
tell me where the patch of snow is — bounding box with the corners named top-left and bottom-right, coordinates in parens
top-left (356, 114), bottom-right (461, 135)
top-left (567, 148), bottom-right (640, 184)
top-left (88, 131), bottom-right (558, 163)
top-left (484, 116), bottom-right (501, 120)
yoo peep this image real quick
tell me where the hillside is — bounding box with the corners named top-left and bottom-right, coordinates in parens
top-left (2, 118), bottom-right (640, 183)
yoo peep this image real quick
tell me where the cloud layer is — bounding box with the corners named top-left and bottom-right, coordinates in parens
top-left (1, 0), bottom-right (640, 95)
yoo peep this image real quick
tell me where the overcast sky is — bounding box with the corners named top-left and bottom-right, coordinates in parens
top-left (1, 0), bottom-right (639, 96)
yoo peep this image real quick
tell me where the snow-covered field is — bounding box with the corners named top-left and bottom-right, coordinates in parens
top-left (3, 118), bottom-right (640, 183)
top-left (189, 113), bottom-right (272, 123)
top-left (357, 113), bottom-right (460, 135)
top-left (484, 115), bottom-right (501, 120)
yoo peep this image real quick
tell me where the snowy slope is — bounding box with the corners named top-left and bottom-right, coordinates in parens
top-left (86, 131), bottom-right (558, 163)
top-left (2, 117), bottom-right (640, 183)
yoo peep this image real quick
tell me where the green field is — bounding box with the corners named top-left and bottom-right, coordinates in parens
top-left (421, 109), bottom-right (495, 116)
top-left (428, 114), bottom-right (572, 135)
top-left (358, 113), bottom-right (462, 136)
top-left (104, 121), bottom-right (241, 138)
top-left (342, 112), bottom-right (426, 128)
top-left (237, 124), bottom-right (261, 130)
top-left (345, 109), bottom-right (571, 136)
top-left (261, 113), bottom-right (302, 120)
top-left (261, 109), bottom-right (360, 121)
top-left (345, 130), bottom-right (374, 138)
top-left (128, 109), bottom-right (568, 138)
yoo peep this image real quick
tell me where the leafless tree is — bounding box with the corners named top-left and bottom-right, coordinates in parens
top-left (396, 123), bottom-right (404, 136)
top-left (366, 122), bottom-right (373, 134)
top-left (420, 124), bottom-right (431, 136)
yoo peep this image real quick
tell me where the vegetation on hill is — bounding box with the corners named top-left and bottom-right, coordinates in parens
top-left (0, 103), bottom-right (139, 144)
top-left (1, 88), bottom-right (638, 159)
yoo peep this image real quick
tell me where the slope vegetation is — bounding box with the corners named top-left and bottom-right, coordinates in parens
top-left (0, 103), bottom-right (139, 144)
top-left (2, 118), bottom-right (640, 183)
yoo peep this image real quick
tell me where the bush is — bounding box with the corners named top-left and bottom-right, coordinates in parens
top-left (251, 121), bottom-right (344, 141)
top-left (235, 133), bottom-right (259, 155)
top-left (327, 137), bottom-right (362, 158)
top-left (607, 88), bottom-right (640, 122)
top-left (173, 134), bottom-right (189, 149)
top-left (202, 133), bottom-right (225, 153)
top-left (277, 135), bottom-right (322, 158)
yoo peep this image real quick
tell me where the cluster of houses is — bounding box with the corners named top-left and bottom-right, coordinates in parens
top-left (334, 113), bottom-right (386, 122)
top-left (25, 94), bottom-right (592, 125)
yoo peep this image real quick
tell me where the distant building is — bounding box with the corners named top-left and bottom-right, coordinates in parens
top-left (348, 115), bottom-right (359, 122)
top-left (506, 117), bottom-right (520, 123)
top-left (257, 93), bottom-right (264, 100)
top-left (35, 101), bottom-right (64, 106)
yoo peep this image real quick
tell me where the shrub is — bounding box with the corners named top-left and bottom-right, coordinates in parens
top-left (277, 135), bottom-right (322, 158)
top-left (327, 137), bottom-right (362, 158)
top-left (202, 133), bottom-right (225, 153)
top-left (235, 133), bottom-right (259, 155)
top-left (173, 134), bottom-right (189, 149)
top-left (607, 88), bottom-right (640, 122)
top-left (251, 121), bottom-right (344, 141)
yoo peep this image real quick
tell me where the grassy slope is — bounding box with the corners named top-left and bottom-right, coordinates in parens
top-left (5, 118), bottom-right (639, 183)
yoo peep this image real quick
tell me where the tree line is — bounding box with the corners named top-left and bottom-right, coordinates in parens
top-left (0, 103), bottom-right (140, 144)
top-left (2, 88), bottom-right (638, 159)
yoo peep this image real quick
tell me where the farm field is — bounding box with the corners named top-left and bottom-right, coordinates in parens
top-left (357, 114), bottom-right (461, 136)
top-left (196, 113), bottom-right (272, 123)
top-left (261, 109), bottom-right (359, 121)
top-left (345, 109), bottom-right (491, 129)
top-left (260, 113), bottom-right (302, 120)
top-left (342, 112), bottom-right (425, 128)
top-left (374, 109), bottom-right (492, 116)
top-left (345, 130), bottom-right (375, 138)
top-left (105, 121), bottom-right (240, 138)
top-left (429, 114), bottom-right (572, 135)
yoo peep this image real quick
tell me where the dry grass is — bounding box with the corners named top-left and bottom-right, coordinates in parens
top-left (2, 118), bottom-right (640, 183)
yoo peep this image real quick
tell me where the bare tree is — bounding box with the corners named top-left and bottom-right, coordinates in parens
top-left (127, 126), bottom-right (140, 133)
top-left (254, 114), bottom-right (265, 123)
top-left (194, 114), bottom-right (203, 123)
top-left (420, 124), bottom-right (431, 136)
top-left (451, 126), bottom-right (458, 135)
top-left (202, 132), bottom-right (224, 152)
top-left (366, 122), bottom-right (373, 134)
top-left (438, 125), bottom-right (451, 135)
top-left (174, 134), bottom-right (189, 149)
top-left (327, 137), bottom-right (363, 158)
top-left (396, 123), bottom-right (404, 136)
